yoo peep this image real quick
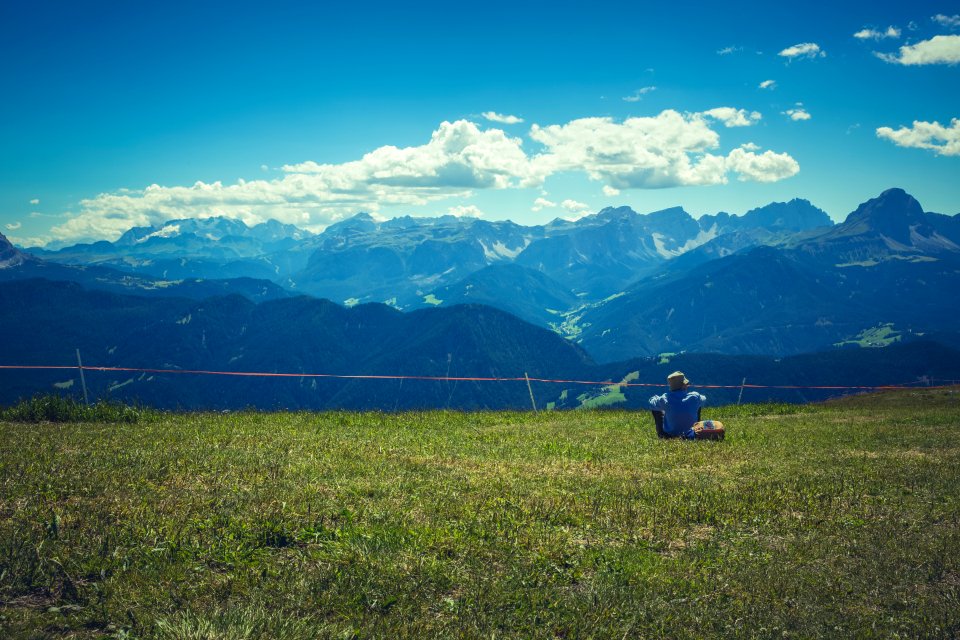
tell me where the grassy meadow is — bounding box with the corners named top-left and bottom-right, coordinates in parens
top-left (1, 390), bottom-right (959, 638)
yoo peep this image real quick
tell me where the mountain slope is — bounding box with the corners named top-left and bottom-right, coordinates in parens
top-left (792, 188), bottom-right (960, 266)
top-left (0, 279), bottom-right (592, 410)
top-left (578, 246), bottom-right (872, 360)
top-left (1, 236), bottom-right (292, 302)
top-left (421, 263), bottom-right (580, 327)
top-left (29, 217), bottom-right (313, 281)
top-left (294, 215), bottom-right (537, 306)
top-left (577, 189), bottom-right (960, 361)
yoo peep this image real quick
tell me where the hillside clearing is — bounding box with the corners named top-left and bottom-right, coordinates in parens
top-left (1, 389), bottom-right (959, 638)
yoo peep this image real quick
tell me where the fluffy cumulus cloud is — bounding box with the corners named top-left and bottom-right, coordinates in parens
top-left (700, 107), bottom-right (761, 127)
top-left (447, 204), bottom-right (484, 217)
top-left (759, 79), bottom-right (776, 90)
top-left (529, 109), bottom-right (796, 189)
top-left (50, 120), bottom-right (535, 242)
top-left (784, 106), bottom-right (812, 121)
top-left (876, 118), bottom-right (960, 156)
top-left (853, 26), bottom-right (901, 40)
top-left (623, 86), bottom-right (656, 102)
top-left (561, 199), bottom-right (590, 213)
top-left (932, 14), bottom-right (960, 28)
top-left (726, 147), bottom-right (800, 182)
top-left (283, 120), bottom-right (535, 189)
top-left (778, 43), bottom-right (826, 59)
top-left (45, 110), bottom-right (800, 243)
top-left (877, 35), bottom-right (960, 65)
top-left (482, 111), bottom-right (524, 124)
top-left (531, 197), bottom-right (556, 212)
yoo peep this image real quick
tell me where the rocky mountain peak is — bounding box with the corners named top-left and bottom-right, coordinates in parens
top-left (739, 198), bottom-right (833, 231)
top-left (591, 206), bottom-right (639, 224)
top-left (845, 188), bottom-right (925, 229)
top-left (322, 212), bottom-right (380, 237)
top-left (0, 232), bottom-right (26, 268)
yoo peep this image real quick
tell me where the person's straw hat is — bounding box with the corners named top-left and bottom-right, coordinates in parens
top-left (667, 371), bottom-right (689, 391)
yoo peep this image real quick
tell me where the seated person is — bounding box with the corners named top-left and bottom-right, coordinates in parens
top-left (649, 371), bottom-right (707, 439)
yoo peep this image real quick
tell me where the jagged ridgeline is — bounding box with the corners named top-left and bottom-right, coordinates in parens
top-left (2, 188), bottom-right (959, 409)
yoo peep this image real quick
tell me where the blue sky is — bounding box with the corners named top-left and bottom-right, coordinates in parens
top-left (1, 0), bottom-right (958, 246)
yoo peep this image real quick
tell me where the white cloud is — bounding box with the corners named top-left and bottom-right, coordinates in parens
top-left (50, 120), bottom-right (537, 242)
top-left (447, 204), bottom-right (484, 217)
top-left (561, 199), bottom-right (590, 213)
top-left (739, 142), bottom-right (760, 151)
top-left (700, 107), bottom-right (761, 127)
top-left (717, 46), bottom-right (741, 55)
top-left (260, 164), bottom-right (269, 172)
top-left (778, 42), bottom-right (826, 59)
top-left (602, 185), bottom-right (620, 197)
top-left (759, 79), bottom-right (776, 90)
top-left (784, 107), bottom-right (812, 121)
top-left (726, 148), bottom-right (800, 182)
top-left (5, 222), bottom-right (22, 231)
top-left (529, 109), bottom-right (797, 189)
top-left (482, 111), bottom-right (524, 124)
top-left (283, 120), bottom-right (535, 188)
top-left (29, 198), bottom-right (40, 205)
top-left (876, 35), bottom-right (960, 65)
top-left (876, 118), bottom-right (960, 156)
top-left (932, 14), bottom-right (960, 28)
top-left (532, 197), bottom-right (557, 212)
top-left (43, 110), bottom-right (801, 243)
top-left (622, 86), bottom-right (656, 102)
top-left (853, 26), bottom-right (901, 40)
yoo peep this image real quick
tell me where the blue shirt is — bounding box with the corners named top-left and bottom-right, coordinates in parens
top-left (649, 390), bottom-right (707, 439)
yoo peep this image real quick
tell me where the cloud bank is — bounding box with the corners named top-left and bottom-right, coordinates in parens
top-left (529, 109), bottom-right (792, 190)
top-left (47, 110), bottom-right (799, 243)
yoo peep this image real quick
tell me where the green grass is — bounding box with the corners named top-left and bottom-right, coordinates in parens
top-left (834, 323), bottom-right (903, 348)
top-left (576, 372), bottom-right (638, 409)
top-left (1, 390), bottom-right (959, 638)
top-left (0, 395), bottom-right (142, 424)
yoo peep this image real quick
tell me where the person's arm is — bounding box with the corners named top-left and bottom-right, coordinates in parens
top-left (649, 394), bottom-right (667, 409)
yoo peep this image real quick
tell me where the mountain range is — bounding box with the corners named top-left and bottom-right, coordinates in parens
top-left (16, 196), bottom-right (834, 308)
top-left (2, 187), bottom-right (958, 408)
top-left (576, 189), bottom-right (960, 360)
top-left (2, 278), bottom-right (957, 410)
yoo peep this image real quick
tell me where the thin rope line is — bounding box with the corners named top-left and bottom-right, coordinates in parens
top-left (1, 364), bottom-right (954, 391)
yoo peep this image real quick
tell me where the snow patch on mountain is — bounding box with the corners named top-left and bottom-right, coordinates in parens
top-left (652, 225), bottom-right (718, 258)
top-left (479, 239), bottom-right (530, 261)
top-left (137, 224), bottom-right (181, 243)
